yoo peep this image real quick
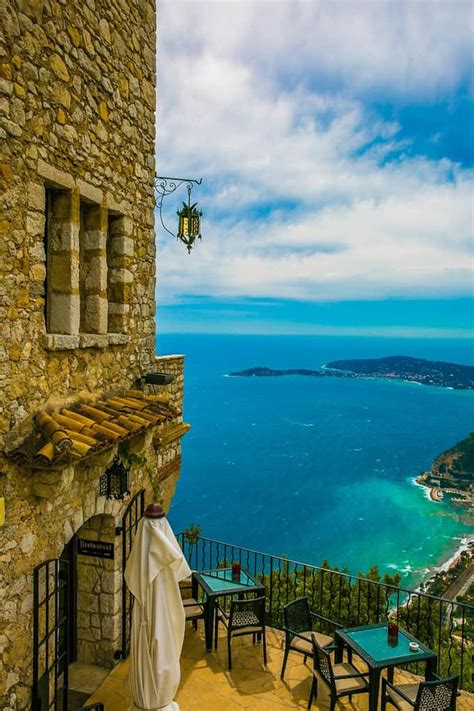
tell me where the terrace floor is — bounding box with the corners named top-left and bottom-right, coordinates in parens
top-left (86, 624), bottom-right (473, 710)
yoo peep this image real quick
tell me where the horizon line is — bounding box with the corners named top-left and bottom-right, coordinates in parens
top-left (156, 329), bottom-right (474, 340)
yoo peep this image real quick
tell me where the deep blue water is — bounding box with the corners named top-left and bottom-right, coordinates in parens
top-left (158, 334), bottom-right (474, 586)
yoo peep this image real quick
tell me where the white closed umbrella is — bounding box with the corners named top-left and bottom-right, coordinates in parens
top-left (124, 503), bottom-right (191, 711)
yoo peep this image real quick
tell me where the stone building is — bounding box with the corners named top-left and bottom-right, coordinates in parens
top-left (0, 2), bottom-right (189, 709)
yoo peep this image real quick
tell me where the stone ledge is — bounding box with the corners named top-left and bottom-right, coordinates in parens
top-left (153, 422), bottom-right (190, 447)
top-left (76, 177), bottom-right (103, 204)
top-left (38, 159), bottom-right (75, 189)
top-left (36, 163), bottom-right (132, 217)
top-left (107, 333), bottom-right (129, 346)
top-left (43, 334), bottom-right (80, 350)
top-left (156, 454), bottom-right (182, 483)
top-left (79, 334), bottom-right (110, 349)
top-left (43, 333), bottom-right (130, 350)
top-left (155, 354), bottom-right (185, 362)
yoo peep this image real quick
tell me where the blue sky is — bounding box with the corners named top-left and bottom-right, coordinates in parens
top-left (156, 1), bottom-right (473, 337)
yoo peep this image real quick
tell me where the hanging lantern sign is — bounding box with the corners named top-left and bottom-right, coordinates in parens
top-left (177, 199), bottom-right (202, 253)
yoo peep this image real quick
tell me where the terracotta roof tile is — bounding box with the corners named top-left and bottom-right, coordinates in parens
top-left (6, 389), bottom-right (183, 469)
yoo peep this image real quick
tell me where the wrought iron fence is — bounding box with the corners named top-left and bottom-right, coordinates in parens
top-left (177, 533), bottom-right (474, 692)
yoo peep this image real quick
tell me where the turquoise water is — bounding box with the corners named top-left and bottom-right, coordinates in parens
top-left (159, 334), bottom-right (474, 587)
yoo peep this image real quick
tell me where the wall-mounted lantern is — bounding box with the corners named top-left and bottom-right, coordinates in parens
top-left (155, 176), bottom-right (203, 253)
top-left (99, 457), bottom-right (130, 500)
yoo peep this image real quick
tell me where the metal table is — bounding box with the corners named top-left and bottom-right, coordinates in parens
top-left (192, 568), bottom-right (265, 651)
top-left (335, 623), bottom-right (437, 711)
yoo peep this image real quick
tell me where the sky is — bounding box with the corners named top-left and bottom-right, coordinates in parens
top-left (155, 0), bottom-right (473, 337)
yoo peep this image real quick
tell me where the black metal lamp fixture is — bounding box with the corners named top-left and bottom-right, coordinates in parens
top-left (99, 456), bottom-right (130, 500)
top-left (155, 175), bottom-right (203, 253)
top-left (142, 372), bottom-right (175, 386)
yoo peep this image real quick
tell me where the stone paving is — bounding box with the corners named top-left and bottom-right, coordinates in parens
top-left (86, 624), bottom-right (474, 710)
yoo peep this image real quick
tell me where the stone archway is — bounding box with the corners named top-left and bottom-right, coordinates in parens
top-left (75, 513), bottom-right (121, 668)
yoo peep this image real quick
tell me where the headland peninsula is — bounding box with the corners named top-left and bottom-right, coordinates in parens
top-left (416, 432), bottom-right (474, 507)
top-left (229, 355), bottom-right (474, 390)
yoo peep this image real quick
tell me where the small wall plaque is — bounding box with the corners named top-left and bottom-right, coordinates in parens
top-left (78, 538), bottom-right (114, 559)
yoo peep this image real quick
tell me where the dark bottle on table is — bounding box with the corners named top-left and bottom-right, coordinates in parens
top-left (232, 561), bottom-right (241, 582)
top-left (387, 613), bottom-right (399, 647)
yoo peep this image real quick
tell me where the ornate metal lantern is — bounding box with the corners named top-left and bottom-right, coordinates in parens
top-left (155, 176), bottom-right (203, 253)
top-left (177, 197), bottom-right (202, 253)
top-left (99, 456), bottom-right (130, 500)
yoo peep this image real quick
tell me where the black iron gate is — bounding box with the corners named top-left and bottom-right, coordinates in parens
top-left (61, 535), bottom-right (77, 665)
top-left (115, 488), bottom-right (145, 659)
top-left (33, 558), bottom-right (70, 711)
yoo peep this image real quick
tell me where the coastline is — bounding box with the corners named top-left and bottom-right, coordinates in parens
top-left (420, 481), bottom-right (472, 506)
top-left (432, 536), bottom-right (474, 575)
top-left (400, 537), bottom-right (474, 600)
top-left (422, 535), bottom-right (474, 592)
top-left (430, 487), bottom-right (443, 502)
top-left (232, 353), bottom-right (474, 391)
top-left (410, 475), bottom-right (433, 502)
top-left (407, 476), bottom-right (473, 591)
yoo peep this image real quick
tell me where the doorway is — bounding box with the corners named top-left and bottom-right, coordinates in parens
top-left (32, 516), bottom-right (119, 711)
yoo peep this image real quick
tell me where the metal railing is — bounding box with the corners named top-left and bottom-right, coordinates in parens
top-left (178, 533), bottom-right (474, 692)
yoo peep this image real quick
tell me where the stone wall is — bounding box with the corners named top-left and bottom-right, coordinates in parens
top-left (76, 514), bottom-right (121, 667)
top-left (0, 3), bottom-right (191, 709)
top-left (154, 354), bottom-right (185, 415)
top-left (0, 428), bottom-right (186, 710)
top-left (0, 0), bottom-right (158, 434)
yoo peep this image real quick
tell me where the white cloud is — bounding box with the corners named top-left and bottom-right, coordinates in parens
top-left (156, 0), bottom-right (474, 305)
top-left (159, 1), bottom-right (472, 99)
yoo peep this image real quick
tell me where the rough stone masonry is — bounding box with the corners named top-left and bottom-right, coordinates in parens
top-left (0, 2), bottom-right (189, 708)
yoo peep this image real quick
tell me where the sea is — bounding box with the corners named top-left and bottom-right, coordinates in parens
top-left (158, 333), bottom-right (474, 589)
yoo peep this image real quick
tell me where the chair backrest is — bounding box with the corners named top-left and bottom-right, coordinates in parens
top-left (229, 595), bottom-right (266, 631)
top-left (414, 676), bottom-right (459, 711)
top-left (311, 634), bottom-right (335, 691)
top-left (283, 597), bottom-right (312, 634)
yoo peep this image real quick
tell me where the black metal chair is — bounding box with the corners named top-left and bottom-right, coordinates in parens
top-left (308, 634), bottom-right (369, 710)
top-left (280, 597), bottom-right (342, 680)
top-left (381, 675), bottom-right (459, 710)
top-left (180, 576), bottom-right (206, 630)
top-left (215, 595), bottom-right (267, 670)
top-left (179, 575), bottom-right (193, 593)
top-left (183, 596), bottom-right (206, 628)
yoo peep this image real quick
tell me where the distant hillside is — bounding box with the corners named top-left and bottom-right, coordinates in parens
top-left (444, 433), bottom-right (474, 473)
top-left (418, 432), bottom-right (474, 500)
top-left (326, 355), bottom-right (474, 390)
top-left (230, 356), bottom-right (474, 390)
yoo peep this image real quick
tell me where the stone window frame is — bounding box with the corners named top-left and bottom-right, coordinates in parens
top-left (34, 160), bottom-right (132, 351)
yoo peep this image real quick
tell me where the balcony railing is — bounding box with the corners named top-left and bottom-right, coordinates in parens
top-left (177, 533), bottom-right (473, 692)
